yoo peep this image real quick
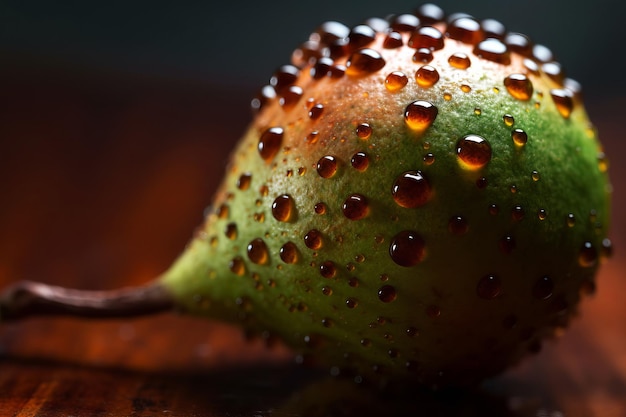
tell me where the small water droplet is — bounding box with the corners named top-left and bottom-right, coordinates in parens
top-left (415, 65), bottom-right (440, 88)
top-left (489, 204), bottom-right (499, 216)
top-left (317, 155), bottom-right (338, 178)
top-left (448, 215), bottom-right (469, 235)
top-left (532, 276), bottom-right (553, 300)
top-left (351, 152), bottom-right (369, 171)
top-left (304, 229), bottom-right (323, 250)
top-left (601, 238), bottom-right (613, 258)
top-left (342, 194), bottom-right (369, 220)
top-left (499, 235), bottom-right (516, 253)
top-left (280, 241), bottom-right (298, 264)
top-left (426, 305), bottom-right (441, 318)
top-left (531, 170), bottom-right (540, 182)
top-left (406, 327), bottom-right (418, 337)
top-left (320, 260), bottom-right (337, 278)
top-left (258, 127), bottom-right (284, 162)
top-left (279, 85), bottom-right (303, 108)
top-left (423, 152), bottom-right (435, 165)
top-left (550, 88), bottom-right (574, 118)
top-left (473, 38), bottom-right (510, 64)
top-left (383, 31), bottom-right (404, 49)
top-left (377, 285), bottom-right (397, 303)
top-left (229, 257), bottom-right (245, 275)
top-left (443, 92), bottom-right (452, 101)
top-left (579, 242), bottom-right (598, 267)
top-left (247, 238), bottom-right (269, 265)
top-left (477, 275), bottom-right (502, 299)
top-left (346, 298), bottom-right (358, 309)
top-left (385, 71), bottom-right (408, 91)
top-left (270, 65), bottom-right (300, 93)
top-left (237, 173), bottom-right (252, 190)
top-left (448, 52), bottom-right (471, 69)
top-left (346, 48), bottom-right (386, 76)
top-left (272, 194), bottom-right (295, 222)
top-left (566, 213), bottom-right (576, 228)
top-left (456, 134), bottom-right (492, 169)
top-left (356, 123), bottom-right (372, 139)
top-left (413, 47), bottom-right (434, 63)
top-left (537, 208), bottom-right (548, 220)
top-left (446, 16), bottom-right (483, 44)
top-left (511, 205), bottom-right (525, 221)
top-left (597, 152), bottom-right (609, 173)
top-left (225, 223), bottom-right (238, 240)
top-left (503, 114), bottom-right (515, 126)
top-left (474, 107), bottom-right (482, 115)
top-left (504, 74), bottom-right (533, 101)
top-left (391, 170), bottom-right (432, 208)
top-left (509, 184), bottom-right (517, 194)
top-left (408, 26), bottom-right (444, 50)
top-left (460, 84), bottom-right (472, 93)
top-left (308, 103), bottom-right (324, 120)
top-left (512, 129), bottom-right (528, 147)
top-left (404, 100), bottom-right (438, 131)
top-left (314, 202), bottom-right (327, 214)
top-left (389, 230), bottom-right (426, 267)
top-left (348, 277), bottom-right (359, 287)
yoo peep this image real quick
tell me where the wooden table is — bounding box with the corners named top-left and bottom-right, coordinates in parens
top-left (0, 64), bottom-right (624, 416)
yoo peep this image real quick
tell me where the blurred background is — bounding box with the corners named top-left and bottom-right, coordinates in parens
top-left (0, 1), bottom-right (625, 415)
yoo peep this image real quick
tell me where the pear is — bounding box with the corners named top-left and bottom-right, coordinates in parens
top-left (0, 4), bottom-right (612, 387)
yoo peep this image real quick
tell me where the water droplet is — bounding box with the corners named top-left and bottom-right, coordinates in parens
top-left (383, 31), bottom-right (404, 49)
top-left (317, 155), bottom-right (338, 178)
top-left (346, 298), bottom-right (358, 309)
top-left (532, 44), bottom-right (553, 63)
top-left (377, 285), bottom-right (397, 303)
top-left (270, 65), bottom-right (300, 93)
top-left (499, 235), bottom-right (516, 254)
top-left (279, 85), bottom-right (303, 108)
top-left (550, 89), bottom-right (574, 118)
top-left (446, 17), bottom-right (483, 44)
top-left (503, 114), bottom-right (515, 126)
top-left (389, 230), bottom-right (426, 267)
top-left (443, 92), bottom-right (452, 101)
top-left (504, 74), bottom-right (533, 101)
top-left (348, 277), bottom-right (359, 287)
top-left (511, 205), bottom-right (525, 221)
top-left (415, 65), bottom-right (440, 88)
top-left (504, 32), bottom-right (532, 56)
top-left (511, 129), bottom-right (528, 147)
top-left (456, 134), bottom-right (492, 169)
top-left (356, 123), bottom-right (372, 139)
top-left (509, 184), bottom-right (517, 194)
top-left (579, 242), bottom-right (598, 267)
top-left (406, 327), bottom-right (418, 337)
top-left (390, 13), bottom-right (420, 32)
top-left (477, 275), bottom-right (502, 299)
top-left (423, 152), bottom-right (435, 165)
top-left (391, 170), bottom-right (432, 208)
top-left (601, 238), bottom-right (613, 258)
top-left (280, 241), bottom-right (298, 264)
top-left (314, 202), bottom-right (327, 214)
top-left (229, 257), bottom-right (245, 275)
top-left (413, 48), bottom-right (434, 63)
top-left (272, 194), bottom-right (295, 222)
top-left (385, 71), bottom-right (408, 91)
top-left (448, 52), bottom-right (471, 69)
top-left (474, 38), bottom-right (510, 64)
top-left (597, 152), bottom-right (609, 173)
top-left (408, 26), bottom-right (444, 50)
top-left (247, 238), bottom-right (269, 265)
top-left (448, 215), bottom-right (469, 235)
top-left (308, 103), bottom-right (324, 120)
top-left (566, 213), bottom-right (576, 228)
top-left (476, 176), bottom-right (488, 189)
top-left (537, 208), bottom-right (548, 220)
top-left (532, 276), bottom-right (553, 300)
top-left (531, 170), bottom-right (540, 181)
top-left (225, 223), bottom-right (238, 240)
top-left (426, 305), bottom-right (441, 318)
top-left (351, 152), bottom-right (369, 171)
top-left (320, 261), bottom-right (337, 278)
top-left (489, 203), bottom-right (499, 216)
top-left (216, 203), bottom-right (229, 219)
top-left (258, 127), bottom-right (284, 162)
top-left (237, 173), bottom-right (252, 190)
top-left (416, 3), bottom-right (445, 24)
top-left (304, 229), bottom-right (323, 250)
top-left (342, 194), bottom-right (369, 220)
top-left (348, 24), bottom-right (376, 50)
top-left (321, 286), bottom-right (333, 296)
top-left (474, 107), bottom-right (482, 115)
top-left (346, 48), bottom-right (386, 76)
top-left (481, 18), bottom-right (506, 38)
top-left (460, 84), bottom-right (472, 93)
top-left (404, 100), bottom-right (438, 131)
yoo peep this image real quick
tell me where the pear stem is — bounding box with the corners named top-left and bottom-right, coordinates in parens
top-left (0, 280), bottom-right (174, 321)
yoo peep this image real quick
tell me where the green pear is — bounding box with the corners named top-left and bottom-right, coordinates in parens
top-left (0, 4), bottom-right (612, 387)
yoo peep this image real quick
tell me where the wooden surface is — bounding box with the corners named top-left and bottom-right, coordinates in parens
top-left (0, 64), bottom-right (625, 416)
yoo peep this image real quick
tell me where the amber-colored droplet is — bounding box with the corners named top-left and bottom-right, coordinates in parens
top-left (476, 176), bottom-right (488, 189)
top-left (416, 3), bottom-right (445, 23)
top-left (346, 48), bottom-right (386, 76)
top-left (448, 215), bottom-right (469, 235)
top-left (477, 275), bottom-right (502, 299)
top-left (532, 44), bottom-right (553, 63)
top-left (378, 285), bottom-right (397, 303)
top-left (443, 92), bottom-right (452, 101)
top-left (423, 152), bottom-right (435, 165)
top-left (550, 89), bottom-right (574, 118)
top-left (415, 65), bottom-right (440, 88)
top-left (229, 257), bottom-right (245, 275)
top-left (579, 242), bottom-right (598, 267)
top-left (316, 155), bottom-right (338, 178)
top-left (346, 298), bottom-right (358, 309)
top-left (342, 194), bottom-right (369, 220)
top-left (460, 84), bottom-right (472, 93)
top-left (426, 305), bottom-right (441, 318)
top-left (390, 13), bottom-right (420, 32)
top-left (408, 26), bottom-right (444, 50)
top-left (250, 85), bottom-right (276, 113)
top-left (348, 24), bottom-right (376, 50)
top-left (473, 38), bottom-right (510, 64)
top-left (304, 229), bottom-right (323, 250)
top-left (383, 31), bottom-right (403, 49)
top-left (237, 173), bottom-right (252, 190)
top-left (503, 114), bottom-right (515, 126)
top-left (308, 103), bottom-right (324, 120)
top-left (404, 100), bottom-right (438, 130)
top-left (389, 230), bottom-right (426, 267)
top-left (512, 129), bottom-right (528, 147)
top-left (448, 52), bottom-right (471, 69)
top-left (537, 208), bottom-right (547, 220)
top-left (413, 47), bottom-right (434, 63)
top-left (314, 202), bottom-right (327, 215)
top-left (601, 238), bottom-right (613, 259)
top-left (279, 241), bottom-right (298, 264)
top-left (391, 170), bottom-right (432, 208)
top-left (531, 170), bottom-right (540, 182)
top-left (597, 152), bottom-right (609, 173)
top-left (532, 276), bottom-right (553, 300)
top-left (321, 286), bottom-right (333, 296)
top-left (481, 18), bottom-right (506, 38)
top-left (385, 71), bottom-right (409, 91)
top-left (356, 123), bottom-right (372, 139)
top-left (456, 134), bottom-right (492, 169)
top-left (258, 127), bottom-right (284, 162)
top-left (499, 235), bottom-right (516, 254)
top-left (489, 203), bottom-right (499, 216)
top-left (511, 205), bottom-right (525, 221)
top-left (270, 65), bottom-right (300, 93)
top-left (566, 213), bottom-right (576, 227)
top-left (447, 17), bottom-right (483, 44)
top-left (504, 32), bottom-right (532, 56)
top-left (406, 327), bottom-right (418, 337)
top-left (320, 260), bottom-right (337, 278)
top-left (247, 238), bottom-right (269, 265)
top-left (272, 194), bottom-right (295, 222)
top-left (504, 74), bottom-right (533, 101)
top-left (279, 85), bottom-right (303, 108)
top-left (225, 223), bottom-right (238, 240)
top-left (351, 152), bottom-right (369, 171)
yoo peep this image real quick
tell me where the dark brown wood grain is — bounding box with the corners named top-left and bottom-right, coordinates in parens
top-left (0, 62), bottom-right (624, 417)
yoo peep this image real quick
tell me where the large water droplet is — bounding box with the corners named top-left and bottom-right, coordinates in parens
top-left (383, 31), bottom-right (404, 49)
top-left (258, 127), bottom-right (284, 162)
top-left (474, 38), bottom-right (510, 64)
top-left (391, 170), bottom-right (432, 208)
top-left (346, 48), bottom-right (386, 76)
top-left (229, 257), bottom-right (246, 275)
top-left (404, 100), bottom-right (438, 131)
top-left (247, 238), bottom-right (269, 265)
top-left (342, 194), bottom-right (369, 220)
top-left (511, 129), bottom-right (528, 147)
top-left (408, 26), bottom-right (444, 50)
top-left (448, 52), bottom-right (471, 69)
top-left (356, 123), bottom-right (372, 139)
top-left (504, 74), bottom-right (533, 101)
top-left (280, 242), bottom-right (299, 264)
top-left (389, 230), bottom-right (426, 267)
top-left (320, 260), bottom-right (337, 278)
top-left (272, 194), bottom-right (295, 222)
top-left (550, 88), bottom-right (574, 118)
top-left (579, 242), bottom-right (598, 267)
top-left (351, 152), bottom-right (369, 171)
top-left (385, 71), bottom-right (409, 91)
top-left (456, 134), bottom-right (492, 169)
top-left (317, 155), bottom-right (338, 178)
top-left (378, 285), bottom-right (397, 303)
top-left (415, 65), bottom-right (440, 88)
top-left (304, 229), bottom-right (323, 250)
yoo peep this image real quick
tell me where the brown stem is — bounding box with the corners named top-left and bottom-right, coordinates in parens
top-left (0, 280), bottom-right (174, 321)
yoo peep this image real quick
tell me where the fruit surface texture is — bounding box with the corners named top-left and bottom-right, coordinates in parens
top-left (160, 5), bottom-right (612, 386)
